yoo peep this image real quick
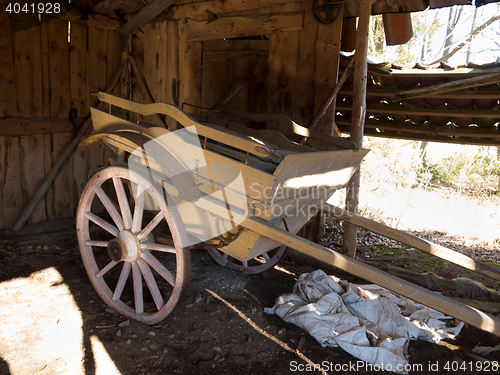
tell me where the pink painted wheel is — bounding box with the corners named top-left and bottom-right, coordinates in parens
top-left (207, 245), bottom-right (287, 274)
top-left (76, 166), bottom-right (190, 324)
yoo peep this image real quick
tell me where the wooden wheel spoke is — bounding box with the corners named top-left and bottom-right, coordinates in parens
top-left (138, 258), bottom-right (164, 310)
top-left (96, 260), bottom-right (118, 278)
top-left (113, 177), bottom-right (133, 229)
top-left (95, 186), bottom-right (124, 231)
top-left (113, 262), bottom-right (131, 301)
top-left (85, 240), bottom-right (108, 247)
top-left (85, 212), bottom-right (119, 237)
top-left (141, 251), bottom-right (175, 286)
top-left (132, 186), bottom-right (145, 234)
top-left (141, 242), bottom-right (176, 253)
top-left (132, 262), bottom-right (144, 314)
top-left (137, 212), bottom-right (164, 242)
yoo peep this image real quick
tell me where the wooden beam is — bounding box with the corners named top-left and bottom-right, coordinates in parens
top-left (0, 118), bottom-right (84, 136)
top-left (339, 87), bottom-right (500, 100)
top-left (391, 72), bottom-right (500, 102)
top-left (187, 12), bottom-right (303, 42)
top-left (119, 0), bottom-right (176, 37)
top-left (164, 0), bottom-right (309, 20)
top-left (242, 216), bottom-right (500, 337)
top-left (11, 61), bottom-right (126, 232)
top-left (337, 103), bottom-right (500, 118)
top-left (214, 55), bottom-right (268, 108)
top-left (92, 0), bottom-right (143, 14)
top-left (343, 0), bottom-right (372, 258)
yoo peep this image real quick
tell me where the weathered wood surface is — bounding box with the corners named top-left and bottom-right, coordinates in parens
top-left (92, 0), bottom-right (143, 14)
top-left (0, 3), bottom-right (17, 117)
top-left (187, 12), bottom-right (303, 41)
top-left (119, 0), bottom-right (176, 37)
top-left (343, 0), bottom-right (372, 258)
top-left (391, 72), bottom-right (500, 102)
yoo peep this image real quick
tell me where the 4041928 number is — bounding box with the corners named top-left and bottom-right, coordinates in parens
top-left (5, 2), bottom-right (61, 14)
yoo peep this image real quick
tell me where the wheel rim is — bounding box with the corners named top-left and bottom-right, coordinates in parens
top-left (207, 245), bottom-right (287, 274)
top-left (76, 166), bottom-right (190, 324)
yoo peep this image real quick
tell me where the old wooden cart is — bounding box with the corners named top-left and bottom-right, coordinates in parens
top-left (77, 93), bottom-right (500, 337)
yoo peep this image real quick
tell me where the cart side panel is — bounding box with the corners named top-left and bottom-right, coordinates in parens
top-left (266, 149), bottom-right (369, 206)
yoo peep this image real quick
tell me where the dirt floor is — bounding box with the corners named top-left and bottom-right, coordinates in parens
top-left (1, 222), bottom-right (499, 375)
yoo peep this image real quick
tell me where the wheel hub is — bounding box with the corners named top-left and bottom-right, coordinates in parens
top-left (107, 230), bottom-right (141, 262)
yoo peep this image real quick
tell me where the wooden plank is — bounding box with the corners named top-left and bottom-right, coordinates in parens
top-left (0, 4), bottom-right (17, 117)
top-left (178, 21), bottom-right (202, 113)
top-left (87, 27), bottom-right (109, 95)
top-left (44, 134), bottom-right (55, 219)
top-left (72, 142), bottom-right (88, 210)
top-left (119, 0), bottom-right (176, 37)
top-left (20, 136), bottom-right (47, 224)
top-left (343, 0), bottom-right (372, 258)
top-left (166, 0), bottom-right (309, 20)
top-left (13, 17), bottom-right (43, 117)
top-left (187, 12), bottom-right (304, 42)
top-left (201, 40), bottom-right (228, 110)
top-left (293, 1), bottom-right (318, 126)
top-left (242, 216), bottom-right (500, 337)
top-left (52, 133), bottom-right (74, 218)
top-left (310, 6), bottom-right (343, 140)
top-left (227, 40), bottom-right (250, 110)
top-left (58, 7), bottom-right (123, 30)
top-left (336, 103), bottom-right (500, 118)
top-left (2, 137), bottom-right (24, 228)
top-left (142, 23), bottom-right (159, 124)
top-left (0, 137), bottom-right (5, 228)
top-left (391, 72), bottom-right (500, 102)
top-left (40, 21), bottom-right (51, 118)
top-left (325, 203), bottom-right (500, 281)
top-left (247, 39), bottom-right (269, 113)
top-left (70, 23), bottom-right (89, 117)
top-left (0, 118), bottom-right (83, 136)
top-left (107, 30), bottom-right (123, 95)
top-left (156, 21), bottom-right (168, 104)
top-left (203, 50), bottom-right (268, 60)
top-left (48, 19), bottom-right (71, 117)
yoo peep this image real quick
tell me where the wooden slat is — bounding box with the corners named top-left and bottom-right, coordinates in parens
top-left (88, 27), bottom-right (109, 95)
top-left (72, 142), bottom-right (88, 209)
top-left (48, 18), bottom-right (71, 117)
top-left (227, 40), bottom-right (250, 109)
top-left (0, 4), bottom-right (17, 117)
top-left (247, 39), bottom-right (270, 113)
top-left (242, 216), bottom-right (500, 336)
top-left (20, 136), bottom-right (47, 223)
top-left (178, 20), bottom-right (202, 112)
top-left (201, 40), bottom-right (229, 110)
top-left (324, 204), bottom-right (500, 281)
top-left (267, 23), bottom-right (300, 125)
top-left (0, 118), bottom-right (81, 136)
top-left (166, 20), bottom-right (180, 114)
top-left (292, 1), bottom-right (317, 126)
top-left (142, 23), bottom-right (159, 124)
top-left (13, 17), bottom-right (43, 117)
top-left (156, 21), bottom-right (168, 104)
top-left (187, 12), bottom-right (304, 42)
top-left (166, 0), bottom-right (309, 20)
top-left (52, 133), bottom-right (74, 218)
top-left (203, 50), bottom-right (268, 60)
top-left (2, 137), bottom-right (24, 227)
top-left (107, 30), bottom-right (122, 95)
top-left (336, 103), bottom-right (500, 118)
top-left (92, 0), bottom-right (143, 14)
top-left (70, 23), bottom-right (89, 117)
top-left (339, 86), bottom-right (500, 100)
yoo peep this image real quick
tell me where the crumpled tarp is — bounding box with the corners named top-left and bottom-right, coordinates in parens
top-left (265, 270), bottom-right (464, 373)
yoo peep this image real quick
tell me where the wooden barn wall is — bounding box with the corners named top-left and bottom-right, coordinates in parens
top-left (132, 1), bottom-right (343, 146)
top-left (0, 8), bottom-right (121, 230)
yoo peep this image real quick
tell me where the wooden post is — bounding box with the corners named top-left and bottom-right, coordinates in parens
top-left (342, 0), bottom-right (372, 258)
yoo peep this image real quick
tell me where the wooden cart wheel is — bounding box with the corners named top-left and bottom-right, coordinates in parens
top-left (76, 166), bottom-right (190, 324)
top-left (207, 245), bottom-right (287, 274)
